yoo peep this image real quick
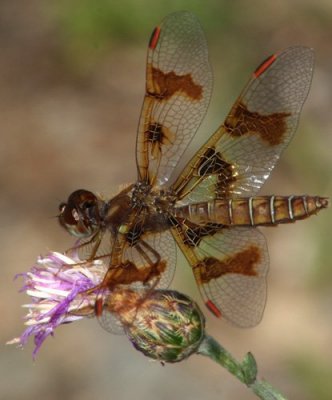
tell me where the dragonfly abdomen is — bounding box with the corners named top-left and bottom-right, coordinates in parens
top-left (176, 195), bottom-right (328, 226)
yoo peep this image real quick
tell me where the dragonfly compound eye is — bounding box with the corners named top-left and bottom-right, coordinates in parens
top-left (58, 189), bottom-right (101, 238)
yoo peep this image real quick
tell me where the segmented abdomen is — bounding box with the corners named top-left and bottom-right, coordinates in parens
top-left (175, 195), bottom-right (329, 226)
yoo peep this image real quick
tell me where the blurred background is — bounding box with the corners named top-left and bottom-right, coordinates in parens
top-left (1, 1), bottom-right (331, 399)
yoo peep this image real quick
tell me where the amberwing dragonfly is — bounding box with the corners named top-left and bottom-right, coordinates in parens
top-left (59, 11), bottom-right (328, 329)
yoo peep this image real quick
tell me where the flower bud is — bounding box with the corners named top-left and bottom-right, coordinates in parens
top-left (123, 290), bottom-right (205, 363)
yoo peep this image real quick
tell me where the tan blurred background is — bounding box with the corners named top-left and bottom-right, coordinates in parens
top-left (1, 1), bottom-right (331, 399)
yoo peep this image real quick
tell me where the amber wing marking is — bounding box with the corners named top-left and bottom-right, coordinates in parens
top-left (197, 147), bottom-right (233, 176)
top-left (197, 147), bottom-right (236, 198)
top-left (122, 229), bottom-right (177, 290)
top-left (195, 245), bottom-right (260, 284)
top-left (180, 220), bottom-right (222, 247)
top-left (147, 67), bottom-right (203, 100)
top-left (224, 101), bottom-right (291, 146)
top-left (103, 259), bottom-right (167, 287)
top-left (145, 122), bottom-right (175, 159)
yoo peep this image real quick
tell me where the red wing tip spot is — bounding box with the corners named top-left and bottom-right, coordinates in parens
top-left (95, 298), bottom-right (103, 317)
top-left (254, 54), bottom-right (277, 77)
top-left (205, 300), bottom-right (222, 318)
top-left (149, 26), bottom-right (161, 49)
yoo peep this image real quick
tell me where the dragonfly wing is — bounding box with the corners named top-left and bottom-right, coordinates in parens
top-left (136, 11), bottom-right (213, 187)
top-left (172, 46), bottom-right (314, 203)
top-left (171, 220), bottom-right (269, 327)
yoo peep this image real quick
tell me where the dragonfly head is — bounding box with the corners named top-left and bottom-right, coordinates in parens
top-left (58, 189), bottom-right (101, 238)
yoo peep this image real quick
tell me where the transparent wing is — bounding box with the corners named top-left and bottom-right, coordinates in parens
top-left (136, 11), bottom-right (213, 187)
top-left (65, 230), bottom-right (114, 266)
top-left (173, 46), bottom-right (314, 204)
top-left (171, 221), bottom-right (269, 328)
top-left (96, 290), bottom-right (125, 335)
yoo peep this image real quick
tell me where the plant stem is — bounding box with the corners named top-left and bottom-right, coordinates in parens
top-left (197, 335), bottom-right (288, 400)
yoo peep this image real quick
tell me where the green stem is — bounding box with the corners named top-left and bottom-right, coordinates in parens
top-left (197, 335), bottom-right (288, 400)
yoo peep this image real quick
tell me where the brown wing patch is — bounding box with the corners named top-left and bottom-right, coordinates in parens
top-left (145, 122), bottom-right (175, 159)
top-left (124, 228), bottom-right (177, 290)
top-left (198, 147), bottom-right (232, 176)
top-left (173, 146), bottom-right (238, 201)
top-left (224, 101), bottom-right (291, 146)
top-left (197, 147), bottom-right (237, 198)
top-left (104, 259), bottom-right (167, 288)
top-left (180, 221), bottom-right (223, 247)
top-left (147, 66), bottom-right (203, 101)
top-left (195, 245), bottom-right (261, 284)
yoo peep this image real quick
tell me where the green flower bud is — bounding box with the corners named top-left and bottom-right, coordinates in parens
top-left (123, 290), bottom-right (205, 363)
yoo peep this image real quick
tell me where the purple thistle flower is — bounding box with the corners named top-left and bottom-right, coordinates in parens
top-left (8, 252), bottom-right (105, 358)
top-left (9, 251), bottom-right (290, 399)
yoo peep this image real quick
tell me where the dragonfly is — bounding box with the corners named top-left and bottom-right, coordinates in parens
top-left (59, 11), bottom-right (328, 329)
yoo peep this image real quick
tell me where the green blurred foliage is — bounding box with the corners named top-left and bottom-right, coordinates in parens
top-left (49, 0), bottom-right (240, 71)
top-left (47, 1), bottom-right (332, 112)
top-left (288, 354), bottom-right (332, 400)
top-left (52, 0), bottom-right (331, 45)
top-left (53, 0), bottom-right (233, 44)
